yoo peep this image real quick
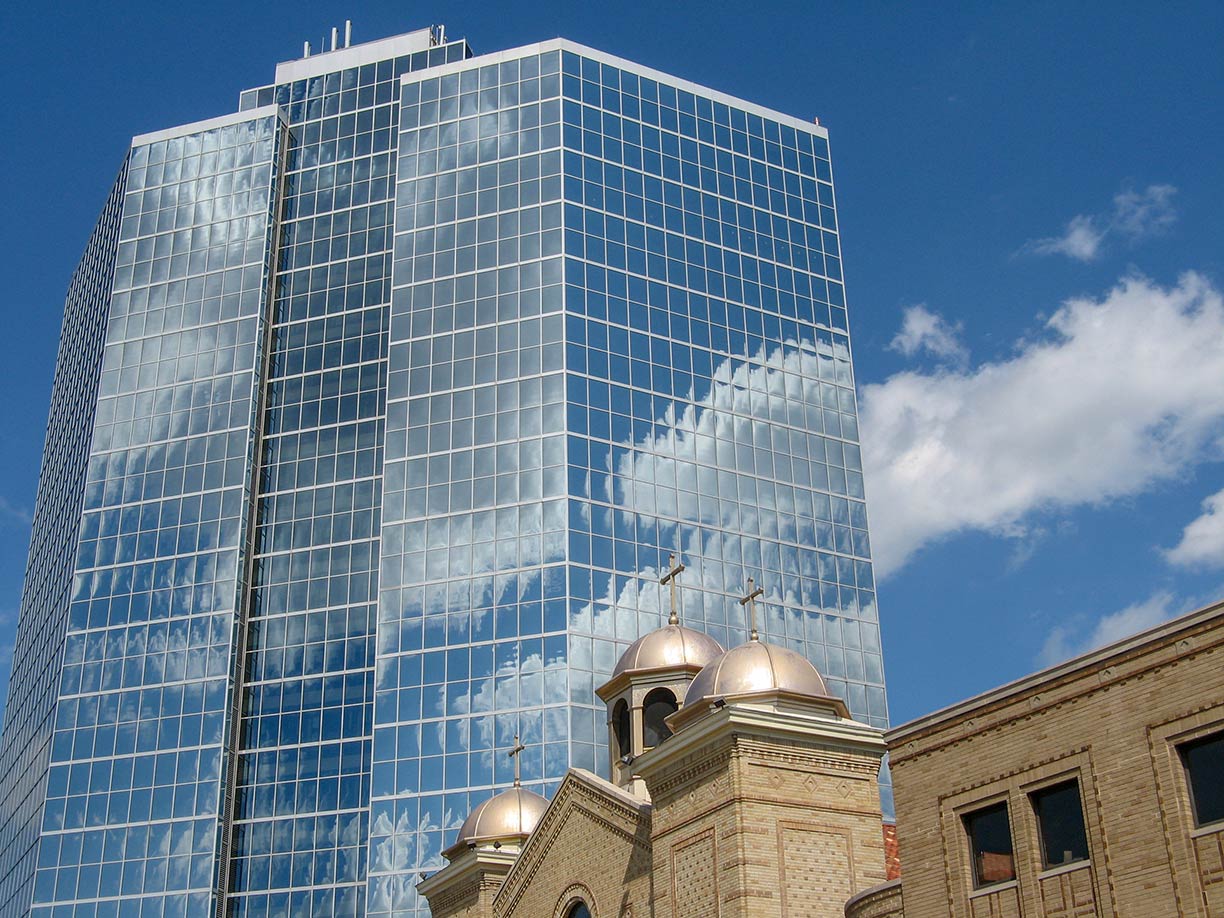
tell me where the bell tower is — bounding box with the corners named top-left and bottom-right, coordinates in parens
top-left (595, 555), bottom-right (724, 794)
top-left (636, 579), bottom-right (889, 918)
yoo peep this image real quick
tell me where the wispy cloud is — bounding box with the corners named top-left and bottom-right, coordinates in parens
top-left (888, 305), bottom-right (968, 366)
top-left (1164, 486), bottom-right (1224, 569)
top-left (1037, 591), bottom-right (1183, 667)
top-left (1028, 214), bottom-right (1107, 261)
top-left (860, 272), bottom-right (1224, 577)
top-left (1002, 520), bottom-right (1076, 574)
top-left (0, 497), bottom-right (31, 528)
top-left (1112, 185), bottom-right (1179, 239)
top-left (1021, 184), bottom-right (1177, 262)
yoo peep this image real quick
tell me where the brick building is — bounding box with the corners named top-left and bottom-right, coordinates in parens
top-left (868, 598), bottom-right (1224, 918)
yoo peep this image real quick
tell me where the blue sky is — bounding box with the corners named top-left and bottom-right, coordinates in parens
top-left (0, 2), bottom-right (1221, 726)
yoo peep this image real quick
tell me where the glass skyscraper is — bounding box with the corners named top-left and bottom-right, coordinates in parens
top-left (0, 23), bottom-right (887, 918)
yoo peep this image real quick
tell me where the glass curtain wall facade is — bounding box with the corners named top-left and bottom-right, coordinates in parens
top-left (373, 46), bottom-right (569, 916)
top-left (0, 26), bottom-right (886, 918)
top-left (0, 164), bottom-right (129, 918)
top-left (29, 109), bottom-right (289, 918)
top-left (227, 34), bottom-right (470, 918)
top-left (374, 40), bottom-right (885, 917)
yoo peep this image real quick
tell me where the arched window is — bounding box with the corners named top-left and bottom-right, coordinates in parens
top-left (612, 699), bottom-right (631, 758)
top-left (565, 903), bottom-right (591, 918)
top-left (642, 687), bottom-right (678, 748)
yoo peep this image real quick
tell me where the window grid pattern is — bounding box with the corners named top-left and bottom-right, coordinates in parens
top-left (226, 41), bottom-right (472, 918)
top-left (29, 114), bottom-right (285, 918)
top-left (369, 41), bottom-right (887, 918)
top-left (372, 49), bottom-right (568, 917)
top-left (0, 163), bottom-right (130, 918)
top-left (556, 48), bottom-right (885, 730)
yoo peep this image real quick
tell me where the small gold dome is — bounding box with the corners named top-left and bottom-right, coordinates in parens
top-left (684, 639), bottom-right (829, 704)
top-left (613, 624), bottom-right (725, 677)
top-left (455, 786), bottom-right (549, 846)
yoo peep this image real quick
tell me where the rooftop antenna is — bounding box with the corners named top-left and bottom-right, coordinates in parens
top-left (739, 577), bottom-right (764, 642)
top-left (344, 20), bottom-right (352, 48)
top-left (330, 26), bottom-right (339, 52)
top-left (303, 41), bottom-right (312, 58)
top-left (659, 552), bottom-right (685, 626)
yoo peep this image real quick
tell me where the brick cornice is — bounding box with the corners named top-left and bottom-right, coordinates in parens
top-left (888, 601), bottom-right (1224, 763)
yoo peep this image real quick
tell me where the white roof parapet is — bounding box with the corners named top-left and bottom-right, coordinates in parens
top-left (131, 104), bottom-right (285, 149)
top-left (275, 27), bottom-right (436, 84)
top-left (399, 37), bottom-right (830, 140)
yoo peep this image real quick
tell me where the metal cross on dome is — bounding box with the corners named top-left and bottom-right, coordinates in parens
top-left (739, 577), bottom-right (764, 642)
top-left (508, 734), bottom-right (526, 787)
top-left (659, 552), bottom-right (685, 626)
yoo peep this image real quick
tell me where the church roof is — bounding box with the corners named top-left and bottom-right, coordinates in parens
top-left (454, 786), bottom-right (550, 847)
top-left (612, 623), bottom-right (725, 677)
top-left (684, 638), bottom-right (829, 704)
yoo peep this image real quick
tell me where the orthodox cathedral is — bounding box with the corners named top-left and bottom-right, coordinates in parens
top-left (418, 580), bottom-right (890, 918)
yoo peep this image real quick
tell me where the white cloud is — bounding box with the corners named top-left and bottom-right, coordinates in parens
top-left (1113, 184), bottom-right (1179, 240)
top-left (0, 497), bottom-right (31, 528)
top-left (889, 305), bottom-right (968, 365)
top-left (1023, 184), bottom-right (1177, 262)
top-left (1165, 486), bottom-right (1224, 569)
top-left (1027, 214), bottom-right (1106, 261)
top-left (860, 272), bottom-right (1224, 577)
top-left (1037, 591), bottom-right (1180, 667)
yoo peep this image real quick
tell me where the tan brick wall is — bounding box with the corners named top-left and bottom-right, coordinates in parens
top-left (426, 871), bottom-right (506, 918)
top-left (494, 772), bottom-right (652, 918)
top-left (671, 827), bottom-right (719, 916)
top-left (1192, 830), bottom-right (1224, 913)
top-left (420, 853), bottom-right (514, 918)
top-left (424, 703), bottom-right (888, 918)
top-left (845, 880), bottom-right (904, 918)
top-left (1037, 864), bottom-right (1096, 917)
top-left (887, 602), bottom-right (1224, 918)
top-left (647, 729), bottom-right (886, 918)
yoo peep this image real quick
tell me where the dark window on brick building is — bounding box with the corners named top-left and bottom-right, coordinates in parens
top-left (964, 801), bottom-right (1015, 887)
top-left (1031, 780), bottom-right (1089, 868)
top-left (1181, 732), bottom-right (1224, 827)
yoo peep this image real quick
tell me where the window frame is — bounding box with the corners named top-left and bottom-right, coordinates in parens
top-left (962, 799), bottom-right (1017, 890)
top-left (1179, 730), bottom-right (1224, 830)
top-left (1029, 778), bottom-right (1091, 871)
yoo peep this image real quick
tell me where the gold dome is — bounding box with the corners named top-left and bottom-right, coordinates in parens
top-left (454, 786), bottom-right (549, 847)
top-left (612, 624), bottom-right (725, 677)
top-left (684, 639), bottom-right (829, 704)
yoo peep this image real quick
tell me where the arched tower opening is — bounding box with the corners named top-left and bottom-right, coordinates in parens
top-left (642, 687), bottom-right (678, 749)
